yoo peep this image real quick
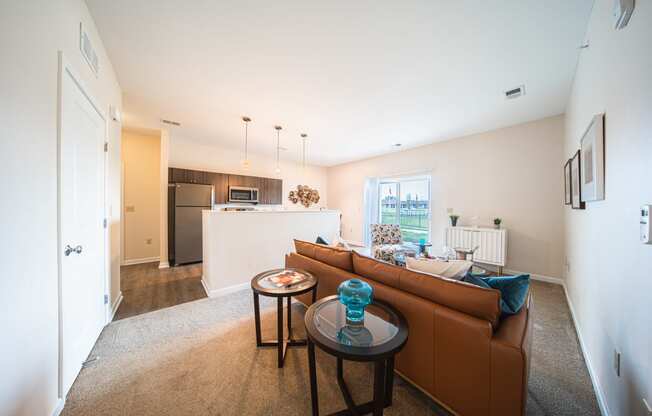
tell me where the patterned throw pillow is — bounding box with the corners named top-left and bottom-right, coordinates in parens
top-left (370, 224), bottom-right (402, 245)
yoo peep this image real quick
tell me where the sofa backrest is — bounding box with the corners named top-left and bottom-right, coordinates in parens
top-left (293, 240), bottom-right (501, 327)
top-left (352, 251), bottom-right (501, 328)
top-left (294, 240), bottom-right (353, 272)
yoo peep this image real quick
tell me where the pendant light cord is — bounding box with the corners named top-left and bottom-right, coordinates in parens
top-left (276, 130), bottom-right (280, 168)
top-left (300, 133), bottom-right (308, 170)
top-left (274, 125), bottom-right (282, 173)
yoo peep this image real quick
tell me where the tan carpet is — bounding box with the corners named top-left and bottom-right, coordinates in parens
top-left (62, 281), bottom-right (599, 415)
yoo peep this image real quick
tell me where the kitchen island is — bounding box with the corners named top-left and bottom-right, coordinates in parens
top-left (201, 209), bottom-right (341, 297)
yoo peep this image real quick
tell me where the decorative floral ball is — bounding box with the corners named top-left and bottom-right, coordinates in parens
top-left (288, 185), bottom-right (320, 207)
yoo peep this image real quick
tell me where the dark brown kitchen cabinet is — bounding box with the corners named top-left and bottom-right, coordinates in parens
top-left (187, 169), bottom-right (209, 184)
top-left (169, 168), bottom-right (188, 183)
top-left (260, 178), bottom-right (283, 204)
top-left (227, 174), bottom-right (262, 189)
top-left (169, 168), bottom-right (282, 205)
top-left (169, 168), bottom-right (210, 185)
top-left (207, 172), bottom-right (228, 204)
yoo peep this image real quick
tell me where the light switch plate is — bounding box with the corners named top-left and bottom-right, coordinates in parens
top-left (641, 205), bottom-right (651, 244)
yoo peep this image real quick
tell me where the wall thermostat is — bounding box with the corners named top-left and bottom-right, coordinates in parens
top-left (641, 205), bottom-right (651, 244)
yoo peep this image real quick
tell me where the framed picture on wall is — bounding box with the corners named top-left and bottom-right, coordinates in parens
top-left (580, 113), bottom-right (606, 202)
top-left (571, 150), bottom-right (585, 210)
top-left (564, 158), bottom-right (572, 205)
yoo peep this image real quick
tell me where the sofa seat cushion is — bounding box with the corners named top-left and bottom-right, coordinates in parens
top-left (372, 244), bottom-right (403, 263)
top-left (406, 257), bottom-right (472, 280)
top-left (352, 251), bottom-right (501, 327)
top-left (294, 239), bottom-right (353, 272)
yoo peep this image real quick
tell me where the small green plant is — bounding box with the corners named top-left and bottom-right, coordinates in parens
top-left (449, 214), bottom-right (459, 227)
top-left (494, 218), bottom-right (502, 228)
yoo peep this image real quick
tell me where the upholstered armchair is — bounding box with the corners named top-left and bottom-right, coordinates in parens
top-left (370, 224), bottom-right (403, 263)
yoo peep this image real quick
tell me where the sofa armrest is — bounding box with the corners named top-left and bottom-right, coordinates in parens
top-left (489, 293), bottom-right (533, 416)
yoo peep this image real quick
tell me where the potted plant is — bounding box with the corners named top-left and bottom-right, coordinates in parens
top-left (493, 218), bottom-right (502, 229)
top-left (449, 214), bottom-right (459, 227)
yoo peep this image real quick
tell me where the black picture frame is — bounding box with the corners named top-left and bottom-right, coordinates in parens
top-left (564, 158), bottom-right (572, 205)
top-left (571, 150), bottom-right (585, 210)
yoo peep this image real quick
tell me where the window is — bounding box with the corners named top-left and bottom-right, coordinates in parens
top-left (378, 176), bottom-right (431, 243)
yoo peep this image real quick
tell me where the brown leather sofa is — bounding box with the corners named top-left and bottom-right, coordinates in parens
top-left (287, 240), bottom-right (532, 416)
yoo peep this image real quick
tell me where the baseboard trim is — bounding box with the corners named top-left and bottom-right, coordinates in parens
top-left (504, 268), bottom-right (565, 286)
top-left (501, 268), bottom-right (608, 415)
top-left (121, 256), bottom-right (160, 266)
top-left (200, 276), bottom-right (210, 297)
top-left (158, 261), bottom-right (170, 269)
top-left (562, 283), bottom-right (610, 416)
top-left (201, 278), bottom-right (249, 298)
top-left (52, 398), bottom-right (65, 416)
top-left (110, 292), bottom-right (123, 322)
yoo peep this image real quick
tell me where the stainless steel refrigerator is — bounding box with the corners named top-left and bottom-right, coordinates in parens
top-left (173, 183), bottom-right (214, 265)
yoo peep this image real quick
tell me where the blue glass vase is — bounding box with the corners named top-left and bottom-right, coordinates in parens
top-left (337, 279), bottom-right (373, 324)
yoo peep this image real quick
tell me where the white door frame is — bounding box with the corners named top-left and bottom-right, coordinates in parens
top-left (56, 51), bottom-right (111, 400)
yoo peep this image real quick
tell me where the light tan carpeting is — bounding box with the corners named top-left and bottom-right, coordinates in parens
top-left (62, 281), bottom-right (600, 415)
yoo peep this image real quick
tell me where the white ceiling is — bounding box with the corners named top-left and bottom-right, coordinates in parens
top-left (87, 0), bottom-right (593, 166)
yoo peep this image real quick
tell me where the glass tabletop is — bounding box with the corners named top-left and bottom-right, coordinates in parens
top-left (251, 268), bottom-right (317, 295)
top-left (313, 299), bottom-right (399, 348)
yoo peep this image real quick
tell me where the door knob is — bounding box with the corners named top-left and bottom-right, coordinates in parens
top-left (64, 245), bottom-right (83, 256)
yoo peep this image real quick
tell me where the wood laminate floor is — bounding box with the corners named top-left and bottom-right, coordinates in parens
top-left (113, 262), bottom-right (207, 321)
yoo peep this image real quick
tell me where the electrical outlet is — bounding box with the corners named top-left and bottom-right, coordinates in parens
top-left (446, 208), bottom-right (453, 214)
top-left (614, 350), bottom-right (621, 377)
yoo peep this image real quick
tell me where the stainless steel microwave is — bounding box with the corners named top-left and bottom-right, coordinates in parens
top-left (228, 186), bottom-right (259, 203)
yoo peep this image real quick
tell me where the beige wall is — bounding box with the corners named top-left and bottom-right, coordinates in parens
top-left (169, 137), bottom-right (329, 209)
top-left (327, 115), bottom-right (565, 278)
top-left (0, 1), bottom-right (122, 415)
top-left (564, 1), bottom-right (652, 415)
top-left (122, 130), bottom-right (161, 262)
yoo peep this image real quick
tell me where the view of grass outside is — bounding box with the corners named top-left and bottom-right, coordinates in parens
top-left (379, 179), bottom-right (430, 243)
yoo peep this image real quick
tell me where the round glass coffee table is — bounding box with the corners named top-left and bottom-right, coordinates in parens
top-left (251, 268), bottom-right (318, 368)
top-left (304, 295), bottom-right (409, 416)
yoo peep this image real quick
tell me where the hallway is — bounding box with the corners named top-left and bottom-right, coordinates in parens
top-left (114, 262), bottom-right (207, 320)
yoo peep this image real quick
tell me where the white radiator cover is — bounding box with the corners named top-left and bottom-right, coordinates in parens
top-left (445, 227), bottom-right (507, 267)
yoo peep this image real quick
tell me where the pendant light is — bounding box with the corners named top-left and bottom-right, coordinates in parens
top-left (274, 125), bottom-right (282, 173)
top-left (241, 116), bottom-right (251, 169)
top-left (301, 133), bottom-right (308, 169)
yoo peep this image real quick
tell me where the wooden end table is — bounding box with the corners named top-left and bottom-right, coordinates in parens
top-left (251, 268), bottom-right (318, 368)
top-left (304, 296), bottom-right (409, 416)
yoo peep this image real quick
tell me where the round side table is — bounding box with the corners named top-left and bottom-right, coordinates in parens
top-left (304, 295), bottom-right (409, 416)
top-left (251, 268), bottom-right (318, 368)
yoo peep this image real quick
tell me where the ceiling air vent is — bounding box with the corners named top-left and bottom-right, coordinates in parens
top-left (505, 85), bottom-right (525, 100)
top-left (161, 119), bottom-right (181, 126)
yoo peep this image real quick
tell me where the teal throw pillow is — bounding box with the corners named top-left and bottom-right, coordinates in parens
top-left (463, 273), bottom-right (530, 315)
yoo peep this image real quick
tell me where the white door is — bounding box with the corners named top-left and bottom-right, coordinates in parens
top-left (59, 62), bottom-right (107, 397)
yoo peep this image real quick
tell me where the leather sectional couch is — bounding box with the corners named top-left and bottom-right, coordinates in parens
top-left (287, 240), bottom-right (532, 416)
